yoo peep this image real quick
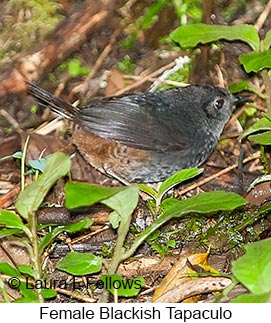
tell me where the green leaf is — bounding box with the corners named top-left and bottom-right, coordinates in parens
top-left (248, 131), bottom-right (271, 145)
top-left (124, 191), bottom-right (247, 259)
top-left (17, 265), bottom-right (37, 278)
top-left (232, 238), bottom-right (271, 294)
top-left (41, 288), bottom-right (57, 299)
top-left (0, 151), bottom-right (22, 162)
top-left (247, 175), bottom-right (271, 192)
top-left (39, 218), bottom-right (93, 253)
top-left (263, 29), bottom-right (271, 50)
top-left (239, 49), bottom-right (271, 73)
top-left (65, 182), bottom-right (124, 209)
top-left (162, 191), bottom-right (247, 216)
top-left (57, 251), bottom-right (102, 275)
top-left (232, 292), bottom-right (271, 303)
top-left (229, 81), bottom-right (266, 99)
top-left (0, 262), bottom-right (20, 276)
top-left (167, 239), bottom-right (176, 248)
top-left (109, 211), bottom-right (121, 229)
top-left (244, 106), bottom-right (257, 117)
top-left (140, 0), bottom-right (170, 30)
top-left (158, 168), bottom-right (203, 201)
top-left (241, 116), bottom-right (271, 138)
top-left (0, 210), bottom-right (25, 230)
top-left (15, 152), bottom-right (71, 219)
top-left (100, 274), bottom-right (145, 297)
top-left (161, 197), bottom-right (180, 210)
top-left (38, 232), bottom-right (54, 254)
top-left (28, 155), bottom-right (51, 172)
top-left (13, 296), bottom-right (39, 303)
top-left (67, 58), bottom-right (89, 77)
top-left (0, 228), bottom-right (24, 238)
top-left (102, 185), bottom-right (139, 220)
top-left (13, 151), bottom-right (23, 159)
top-left (171, 24), bottom-right (259, 51)
top-left (63, 218), bottom-right (93, 232)
top-left (0, 277), bottom-right (10, 302)
top-left (17, 282), bottom-right (39, 302)
top-left (137, 184), bottom-right (157, 199)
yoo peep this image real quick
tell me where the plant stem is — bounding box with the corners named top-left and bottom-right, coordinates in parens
top-left (262, 70), bottom-right (271, 113)
top-left (260, 145), bottom-right (271, 174)
top-left (99, 213), bottom-right (132, 302)
top-left (21, 135), bottom-right (30, 191)
top-left (29, 211), bottom-right (43, 303)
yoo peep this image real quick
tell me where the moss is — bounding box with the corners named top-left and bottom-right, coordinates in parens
top-left (0, 0), bottom-right (63, 62)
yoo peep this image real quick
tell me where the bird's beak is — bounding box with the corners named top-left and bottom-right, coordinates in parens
top-left (233, 94), bottom-right (251, 106)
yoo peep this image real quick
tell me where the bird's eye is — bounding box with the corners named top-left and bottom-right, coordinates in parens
top-left (214, 98), bottom-right (224, 109)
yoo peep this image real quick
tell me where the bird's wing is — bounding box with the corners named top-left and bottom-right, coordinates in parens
top-left (76, 92), bottom-right (189, 152)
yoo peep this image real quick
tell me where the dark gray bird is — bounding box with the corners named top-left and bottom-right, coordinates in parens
top-left (26, 82), bottom-right (239, 182)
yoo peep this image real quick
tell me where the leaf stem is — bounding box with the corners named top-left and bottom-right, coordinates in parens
top-left (21, 135), bottom-right (30, 191)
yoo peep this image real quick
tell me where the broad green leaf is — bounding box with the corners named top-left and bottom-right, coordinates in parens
top-left (18, 265), bottom-right (37, 278)
top-left (241, 116), bottom-right (271, 138)
top-left (57, 251), bottom-right (102, 275)
top-left (13, 296), bottom-right (39, 303)
top-left (161, 197), bottom-right (180, 210)
top-left (0, 262), bottom-right (20, 276)
top-left (16, 282), bottom-right (39, 302)
top-left (229, 81), bottom-right (266, 99)
top-left (232, 238), bottom-right (271, 294)
top-left (102, 185), bottom-right (139, 220)
top-left (232, 292), bottom-right (271, 303)
top-left (124, 191), bottom-right (247, 259)
top-left (171, 24), bottom-right (259, 51)
top-left (39, 218), bottom-right (93, 253)
top-left (0, 210), bottom-right (25, 230)
top-left (161, 191), bottom-right (247, 217)
top-left (158, 168), bottom-right (203, 201)
top-left (15, 152), bottom-right (71, 219)
top-left (0, 228), bottom-right (24, 238)
top-left (100, 274), bottom-right (145, 297)
top-left (65, 182), bottom-right (124, 209)
top-left (248, 131), bottom-right (271, 145)
top-left (239, 49), bottom-right (271, 72)
top-left (41, 289), bottom-right (57, 299)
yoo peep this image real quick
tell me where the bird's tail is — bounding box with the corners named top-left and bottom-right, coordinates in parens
top-left (26, 82), bottom-right (79, 119)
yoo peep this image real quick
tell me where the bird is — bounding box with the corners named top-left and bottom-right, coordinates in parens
top-left (26, 82), bottom-right (240, 183)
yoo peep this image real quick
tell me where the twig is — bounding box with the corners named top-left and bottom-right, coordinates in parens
top-left (123, 75), bottom-right (188, 87)
top-left (69, 28), bottom-right (123, 100)
top-left (0, 109), bottom-right (20, 130)
top-left (254, 0), bottom-right (271, 31)
top-left (88, 28), bottom-right (122, 80)
top-left (113, 61), bottom-right (176, 96)
top-left (54, 287), bottom-right (96, 302)
top-left (177, 151), bottom-right (261, 196)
